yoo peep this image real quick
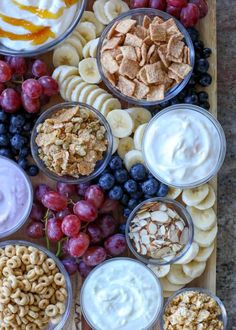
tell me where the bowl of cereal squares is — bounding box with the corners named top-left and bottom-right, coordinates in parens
top-left (0, 240), bottom-right (73, 330)
top-left (31, 102), bottom-right (113, 184)
top-left (97, 8), bottom-right (195, 106)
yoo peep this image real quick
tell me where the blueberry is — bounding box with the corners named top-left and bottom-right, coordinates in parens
top-left (11, 147), bottom-right (18, 156)
top-left (9, 124), bottom-right (22, 134)
top-left (119, 223), bottom-right (126, 235)
top-left (194, 40), bottom-right (204, 52)
top-left (99, 173), bottom-right (115, 190)
top-left (184, 94), bottom-right (199, 105)
top-left (198, 73), bottom-right (212, 87)
top-left (0, 123), bottom-right (7, 134)
top-left (108, 186), bottom-right (123, 200)
top-left (129, 190), bottom-right (143, 200)
top-left (130, 164), bottom-right (147, 181)
top-left (199, 101), bottom-right (210, 110)
top-left (202, 48), bottom-right (212, 58)
top-left (121, 193), bottom-right (129, 206)
top-left (23, 122), bottom-right (32, 132)
top-left (0, 111), bottom-right (8, 123)
top-left (187, 27), bottom-right (199, 42)
top-left (18, 158), bottom-right (28, 170)
top-left (177, 90), bottom-right (188, 101)
top-left (196, 59), bottom-right (209, 73)
top-left (124, 180), bottom-right (137, 194)
top-left (27, 165), bottom-right (39, 176)
top-left (123, 208), bottom-right (132, 218)
top-left (144, 194), bottom-right (154, 199)
top-left (128, 198), bottom-right (138, 209)
top-left (10, 114), bottom-right (25, 128)
top-left (170, 97), bottom-right (180, 105)
top-left (141, 179), bottom-right (159, 195)
top-left (115, 169), bottom-right (128, 183)
top-left (19, 147), bottom-right (30, 158)
top-left (10, 134), bottom-right (26, 150)
top-left (109, 155), bottom-right (123, 171)
top-left (0, 134), bottom-right (10, 147)
top-left (198, 91), bottom-right (208, 103)
top-left (188, 75), bottom-right (197, 87)
top-left (0, 148), bottom-right (13, 158)
top-left (157, 183), bottom-right (169, 197)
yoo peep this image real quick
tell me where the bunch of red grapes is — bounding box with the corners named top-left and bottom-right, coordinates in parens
top-left (28, 182), bottom-right (126, 277)
top-left (0, 57), bottom-right (58, 114)
top-left (131, 0), bottom-right (208, 27)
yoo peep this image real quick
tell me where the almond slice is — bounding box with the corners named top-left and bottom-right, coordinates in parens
top-left (151, 210), bottom-right (169, 223)
top-left (147, 222), bottom-right (158, 235)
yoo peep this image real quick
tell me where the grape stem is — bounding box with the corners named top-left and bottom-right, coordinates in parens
top-left (56, 241), bottom-right (62, 257)
top-left (44, 211), bottom-right (50, 251)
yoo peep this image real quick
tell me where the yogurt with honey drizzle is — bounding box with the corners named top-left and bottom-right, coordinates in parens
top-left (0, 0), bottom-right (78, 50)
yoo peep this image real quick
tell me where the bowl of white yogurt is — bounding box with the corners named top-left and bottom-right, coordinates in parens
top-left (142, 104), bottom-right (226, 188)
top-left (80, 258), bottom-right (164, 330)
top-left (0, 156), bottom-right (33, 238)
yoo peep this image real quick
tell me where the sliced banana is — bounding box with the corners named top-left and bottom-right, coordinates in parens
top-left (186, 206), bottom-right (217, 231)
top-left (127, 107), bottom-right (152, 131)
top-left (93, 0), bottom-right (110, 25)
top-left (112, 136), bottom-right (119, 155)
top-left (160, 277), bottom-right (185, 292)
top-left (104, 0), bottom-right (129, 21)
top-left (65, 37), bottom-right (83, 58)
top-left (52, 66), bottom-right (62, 82)
top-left (78, 58), bottom-right (101, 84)
top-left (194, 185), bottom-right (216, 210)
top-left (82, 42), bottom-right (92, 59)
top-left (194, 224), bottom-right (218, 248)
top-left (183, 261), bottom-right (206, 279)
top-left (71, 82), bottom-right (89, 102)
top-left (87, 88), bottom-right (105, 105)
top-left (182, 184), bottom-right (209, 206)
top-left (53, 44), bottom-right (80, 67)
top-left (81, 11), bottom-right (105, 36)
top-left (57, 66), bottom-right (78, 85)
top-left (134, 123), bottom-right (147, 151)
top-left (106, 110), bottom-right (134, 138)
top-left (65, 76), bottom-right (83, 101)
top-left (89, 38), bottom-right (99, 57)
top-left (100, 98), bottom-right (121, 117)
top-left (76, 22), bottom-right (97, 42)
top-left (78, 85), bottom-right (98, 103)
top-left (148, 264), bottom-right (170, 278)
top-left (124, 150), bottom-right (144, 170)
top-left (60, 75), bottom-right (77, 100)
top-left (93, 93), bottom-right (112, 111)
top-left (72, 30), bottom-right (87, 46)
top-left (117, 137), bottom-right (135, 159)
top-left (174, 242), bottom-right (199, 265)
top-left (167, 187), bottom-right (182, 200)
top-left (167, 264), bottom-right (193, 285)
top-left (194, 244), bottom-right (215, 262)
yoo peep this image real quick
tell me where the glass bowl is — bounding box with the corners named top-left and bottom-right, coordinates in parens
top-left (97, 8), bottom-right (195, 107)
top-left (0, 156), bottom-right (33, 239)
top-left (142, 104), bottom-right (226, 188)
top-left (0, 240), bottom-right (73, 330)
top-left (31, 101), bottom-right (113, 184)
top-left (161, 287), bottom-right (228, 330)
top-left (80, 257), bottom-right (164, 330)
top-left (125, 197), bottom-right (194, 266)
top-left (0, 0), bottom-right (87, 57)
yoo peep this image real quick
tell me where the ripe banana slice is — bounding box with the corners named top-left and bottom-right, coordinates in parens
top-left (106, 110), bottom-right (134, 138)
top-left (78, 85), bottom-right (98, 103)
top-left (100, 98), bottom-right (121, 117)
top-left (71, 82), bottom-right (88, 102)
top-left (124, 150), bottom-right (144, 170)
top-left (112, 136), bottom-right (119, 154)
top-left (160, 277), bottom-right (185, 292)
top-left (72, 30), bottom-right (87, 46)
top-left (117, 137), bottom-right (135, 159)
top-left (89, 38), bottom-right (99, 57)
top-left (182, 261), bottom-right (206, 279)
top-left (194, 185), bottom-right (216, 210)
top-left (148, 264), bottom-right (170, 278)
top-left (194, 243), bottom-right (215, 262)
top-left (127, 107), bottom-right (152, 131)
top-left (182, 184), bottom-right (209, 206)
top-left (93, 0), bottom-right (110, 25)
top-left (65, 37), bottom-right (83, 58)
top-left (81, 11), bottom-right (105, 37)
top-left (57, 66), bottom-right (79, 85)
top-left (76, 22), bottom-right (97, 42)
top-left (60, 75), bottom-right (77, 100)
top-left (186, 206), bottom-right (217, 231)
top-left (134, 123), bottom-right (147, 150)
top-left (167, 264), bottom-right (193, 285)
top-left (174, 242), bottom-right (200, 265)
top-left (194, 224), bottom-right (218, 247)
top-left (93, 93), bottom-right (112, 111)
top-left (104, 0), bottom-right (129, 21)
top-left (87, 88), bottom-right (105, 105)
top-left (65, 76), bottom-right (83, 101)
top-left (53, 44), bottom-right (80, 67)
top-left (82, 42), bottom-right (92, 58)
top-left (167, 187), bottom-right (182, 200)
top-left (52, 66), bottom-right (62, 82)
top-left (79, 58), bottom-right (101, 84)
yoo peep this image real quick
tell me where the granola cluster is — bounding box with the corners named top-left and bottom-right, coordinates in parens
top-left (35, 106), bottom-right (108, 177)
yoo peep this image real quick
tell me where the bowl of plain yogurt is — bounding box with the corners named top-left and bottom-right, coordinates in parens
top-left (80, 258), bottom-right (164, 330)
top-left (142, 104), bottom-right (226, 188)
top-left (0, 156), bottom-right (33, 238)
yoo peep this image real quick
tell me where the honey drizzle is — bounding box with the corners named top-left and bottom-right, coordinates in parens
top-left (0, 27), bottom-right (55, 45)
top-left (0, 14), bottom-right (48, 33)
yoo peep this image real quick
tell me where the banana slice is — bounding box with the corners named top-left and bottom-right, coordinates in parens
top-left (82, 42), bottom-right (92, 59)
top-left (194, 185), bottom-right (216, 210)
top-left (183, 261), bottom-right (206, 279)
top-left (167, 187), bottom-right (182, 200)
top-left (124, 150), bottom-right (144, 170)
top-left (182, 184), bottom-right (209, 206)
top-left (77, 22), bottom-right (97, 42)
top-left (186, 206), bottom-right (217, 231)
top-left (194, 225), bottom-right (218, 248)
top-left (52, 66), bottom-right (63, 82)
top-left (72, 30), bottom-right (87, 46)
top-left (100, 98), bottom-right (121, 117)
top-left (174, 242), bottom-right (199, 265)
top-left (93, 0), bottom-right (110, 25)
top-left (65, 37), bottom-right (83, 58)
top-left (87, 88), bottom-right (105, 105)
top-left (71, 82), bottom-right (89, 102)
top-left (148, 264), bottom-right (170, 278)
top-left (81, 11), bottom-right (105, 36)
top-left (78, 85), bottom-right (98, 103)
top-left (57, 66), bottom-right (79, 85)
top-left (127, 107), bottom-right (152, 131)
top-left (89, 38), bottom-right (99, 57)
top-left (93, 93), bottom-right (112, 111)
top-left (53, 44), bottom-right (80, 67)
top-left (134, 123), bottom-right (147, 150)
top-left (60, 75), bottom-right (77, 100)
top-left (78, 58), bottom-right (101, 84)
top-left (160, 277), bottom-right (185, 292)
top-left (65, 76), bottom-right (83, 101)
top-left (112, 136), bottom-right (119, 155)
top-left (106, 110), bottom-right (134, 138)
top-left (194, 244), bottom-right (215, 262)
top-left (104, 0), bottom-right (129, 21)
top-left (117, 137), bottom-right (135, 159)
top-left (167, 264), bottom-right (193, 285)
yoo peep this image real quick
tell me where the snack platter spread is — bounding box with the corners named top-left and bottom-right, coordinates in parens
top-left (0, 0), bottom-right (222, 329)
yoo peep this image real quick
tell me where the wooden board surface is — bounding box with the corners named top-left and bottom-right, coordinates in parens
top-left (1, 0), bottom-right (217, 329)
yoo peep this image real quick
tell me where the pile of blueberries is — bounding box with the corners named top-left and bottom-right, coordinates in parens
top-left (96, 155), bottom-right (168, 219)
top-left (0, 109), bottom-right (39, 176)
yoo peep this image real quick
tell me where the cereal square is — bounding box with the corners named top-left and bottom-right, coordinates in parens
top-left (145, 62), bottom-right (166, 84)
top-left (117, 76), bottom-right (136, 96)
top-left (169, 63), bottom-right (192, 79)
top-left (134, 79), bottom-right (150, 99)
top-left (124, 33), bottom-right (143, 48)
top-left (120, 46), bottom-right (137, 61)
top-left (150, 23), bottom-right (167, 42)
top-left (115, 19), bottom-right (137, 34)
top-left (119, 58), bottom-right (140, 79)
top-left (147, 85), bottom-right (165, 101)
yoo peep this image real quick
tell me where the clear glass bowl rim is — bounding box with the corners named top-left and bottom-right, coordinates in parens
top-left (0, 0), bottom-right (87, 57)
top-left (96, 8), bottom-right (195, 107)
top-left (0, 239), bottom-right (73, 330)
top-left (125, 197), bottom-right (194, 266)
top-left (0, 156), bottom-right (33, 239)
top-left (142, 104), bottom-right (227, 188)
top-left (30, 101), bottom-right (113, 184)
top-left (80, 257), bottom-right (164, 330)
top-left (160, 287), bottom-right (228, 330)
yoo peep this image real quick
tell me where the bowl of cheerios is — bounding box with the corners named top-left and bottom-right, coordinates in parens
top-left (0, 240), bottom-right (73, 330)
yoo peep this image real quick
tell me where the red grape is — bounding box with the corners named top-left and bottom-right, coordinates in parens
top-left (73, 200), bottom-right (98, 222)
top-left (56, 207), bottom-right (71, 220)
top-left (35, 184), bottom-right (51, 202)
top-left (0, 60), bottom-right (12, 83)
top-left (30, 203), bottom-right (44, 221)
top-left (97, 214), bottom-right (116, 239)
top-left (0, 88), bottom-right (21, 113)
top-left (78, 261), bottom-right (93, 278)
top-left (21, 92), bottom-right (40, 113)
top-left (42, 191), bottom-right (67, 211)
top-left (57, 182), bottom-right (76, 198)
top-left (85, 185), bottom-right (104, 208)
top-left (38, 76), bottom-right (59, 96)
top-left (61, 214), bottom-right (81, 237)
top-left (68, 233), bottom-right (90, 257)
top-left (7, 57), bottom-right (27, 75)
top-left (62, 239), bottom-right (70, 255)
top-left (189, 0), bottom-right (208, 18)
top-left (83, 246), bottom-right (107, 266)
top-left (27, 221), bottom-right (44, 239)
top-left (76, 182), bottom-right (91, 196)
top-left (62, 257), bottom-right (78, 275)
top-left (32, 59), bottom-right (48, 77)
top-left (148, 0), bottom-right (166, 10)
top-left (166, 4), bottom-right (182, 18)
top-left (99, 198), bottom-right (119, 214)
top-left (0, 83), bottom-right (5, 94)
top-left (22, 79), bottom-right (43, 99)
top-left (104, 234), bottom-right (126, 256)
top-left (47, 217), bottom-right (64, 242)
top-left (87, 223), bottom-right (103, 243)
top-left (130, 0), bottom-right (149, 8)
top-left (180, 3), bottom-right (200, 27)
top-left (167, 0), bottom-right (187, 7)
